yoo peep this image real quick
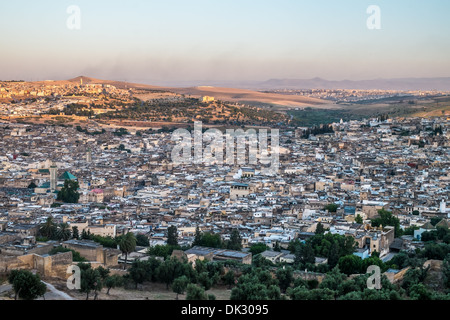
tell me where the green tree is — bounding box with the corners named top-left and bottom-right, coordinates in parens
top-left (8, 270), bottom-right (47, 300)
top-left (172, 275), bottom-right (189, 300)
top-left (167, 226), bottom-right (178, 246)
top-left (430, 217), bottom-right (442, 226)
top-left (295, 242), bottom-right (315, 265)
top-left (147, 244), bottom-right (179, 259)
top-left (186, 283), bottom-right (207, 300)
top-left (315, 222), bottom-right (326, 235)
top-left (156, 257), bottom-right (187, 289)
top-left (72, 226), bottom-right (79, 240)
top-left (230, 268), bottom-right (279, 300)
top-left (276, 267), bottom-right (294, 293)
top-left (338, 255), bottom-right (363, 275)
top-left (80, 266), bottom-right (103, 300)
top-left (105, 275), bottom-right (123, 295)
top-left (39, 216), bottom-right (56, 239)
top-left (56, 180), bottom-right (80, 203)
top-left (28, 182), bottom-right (37, 189)
top-left (118, 232), bottom-right (137, 269)
top-left (402, 267), bottom-right (429, 293)
top-left (96, 266), bottom-right (110, 281)
top-left (223, 270), bottom-right (236, 289)
top-left (193, 225), bottom-right (202, 246)
top-left (55, 223), bottom-right (72, 241)
top-left (249, 243), bottom-right (269, 255)
top-left (227, 229), bottom-right (242, 251)
top-left (81, 229), bottom-right (90, 240)
top-left (355, 214), bottom-right (363, 224)
top-left (324, 204), bottom-right (338, 213)
top-left (327, 241), bottom-right (340, 268)
top-left (371, 209), bottom-right (402, 237)
top-left (136, 234), bottom-right (150, 247)
top-left (128, 260), bottom-right (151, 289)
top-left (197, 271), bottom-right (213, 290)
top-left (319, 267), bottom-right (347, 293)
top-left (198, 232), bottom-right (222, 248)
top-left (288, 286), bottom-right (335, 300)
top-left (409, 283), bottom-right (432, 300)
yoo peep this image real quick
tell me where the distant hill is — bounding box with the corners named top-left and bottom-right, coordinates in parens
top-left (61, 77), bottom-right (330, 108)
top-left (254, 77), bottom-right (450, 91)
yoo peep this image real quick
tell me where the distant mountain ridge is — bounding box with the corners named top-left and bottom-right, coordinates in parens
top-left (254, 77), bottom-right (450, 91)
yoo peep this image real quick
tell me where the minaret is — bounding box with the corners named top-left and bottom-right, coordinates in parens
top-left (80, 77), bottom-right (83, 87)
top-left (440, 199), bottom-right (446, 214)
top-left (49, 162), bottom-right (57, 191)
top-left (86, 148), bottom-right (92, 163)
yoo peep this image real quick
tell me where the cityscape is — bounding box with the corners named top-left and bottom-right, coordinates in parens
top-left (0, 0), bottom-right (449, 312)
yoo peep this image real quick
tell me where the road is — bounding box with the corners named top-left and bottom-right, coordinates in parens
top-left (39, 281), bottom-right (75, 300)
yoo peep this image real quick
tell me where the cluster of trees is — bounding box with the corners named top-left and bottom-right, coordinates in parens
top-left (76, 263), bottom-right (123, 300)
top-left (324, 203), bottom-right (338, 213)
top-left (231, 267), bottom-right (282, 300)
top-left (8, 270), bottom-right (47, 300)
top-left (337, 254), bottom-right (386, 275)
top-left (248, 243), bottom-right (270, 255)
top-left (113, 127), bottom-right (129, 136)
top-left (231, 250), bottom-right (450, 301)
top-left (76, 125), bottom-right (105, 135)
top-left (421, 226), bottom-right (450, 244)
top-left (56, 180), bottom-right (80, 204)
top-left (192, 227), bottom-right (242, 251)
top-left (301, 124), bottom-right (334, 139)
top-left (147, 226), bottom-right (182, 259)
top-left (288, 230), bottom-right (357, 273)
top-left (287, 267), bottom-right (403, 300)
top-left (371, 209), bottom-right (402, 237)
top-left (95, 97), bottom-right (287, 126)
top-left (124, 256), bottom-right (234, 300)
top-left (47, 103), bottom-right (95, 118)
top-left (38, 217), bottom-right (73, 241)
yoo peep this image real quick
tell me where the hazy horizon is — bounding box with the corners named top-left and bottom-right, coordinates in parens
top-left (2, 0), bottom-right (450, 84)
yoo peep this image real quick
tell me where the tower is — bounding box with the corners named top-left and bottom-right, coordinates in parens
top-left (49, 162), bottom-right (57, 191)
top-left (86, 148), bottom-right (92, 163)
top-left (440, 199), bottom-right (446, 214)
top-left (80, 77), bottom-right (83, 87)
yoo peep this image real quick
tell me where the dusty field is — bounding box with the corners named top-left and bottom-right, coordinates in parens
top-left (49, 279), bottom-right (232, 301)
top-left (163, 86), bottom-right (329, 108)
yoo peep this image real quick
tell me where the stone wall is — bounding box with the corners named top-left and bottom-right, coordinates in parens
top-left (0, 251), bottom-right (72, 279)
top-left (0, 255), bottom-right (29, 272)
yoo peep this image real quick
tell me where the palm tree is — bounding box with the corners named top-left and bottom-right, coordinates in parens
top-left (39, 216), bottom-right (56, 239)
top-left (118, 232), bottom-right (136, 270)
top-left (55, 223), bottom-right (72, 241)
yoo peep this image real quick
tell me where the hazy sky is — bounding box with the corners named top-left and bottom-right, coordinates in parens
top-left (1, 0), bottom-right (450, 85)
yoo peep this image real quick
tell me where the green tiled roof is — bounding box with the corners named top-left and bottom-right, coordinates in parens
top-left (38, 182), bottom-right (50, 188)
top-left (58, 171), bottom-right (77, 180)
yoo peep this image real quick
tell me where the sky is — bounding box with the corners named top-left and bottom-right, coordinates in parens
top-left (1, 0), bottom-right (450, 85)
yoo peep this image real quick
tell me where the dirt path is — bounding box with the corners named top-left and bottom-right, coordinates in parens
top-left (39, 281), bottom-right (75, 300)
